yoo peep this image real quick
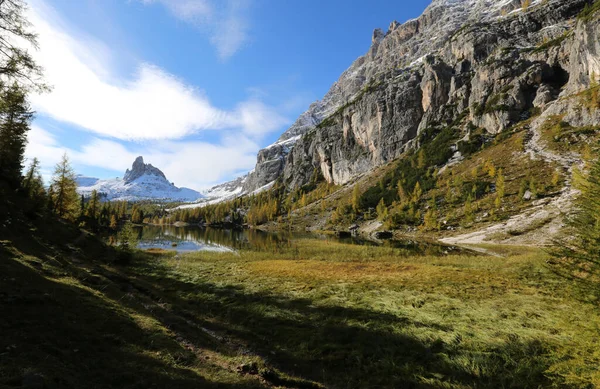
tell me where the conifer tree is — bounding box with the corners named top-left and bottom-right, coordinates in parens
top-left (86, 190), bottom-right (99, 220)
top-left (0, 0), bottom-right (46, 92)
top-left (376, 198), bottom-right (388, 221)
top-left (552, 159), bottom-right (600, 289)
top-left (22, 157), bottom-right (45, 213)
top-left (464, 194), bottom-right (474, 225)
top-left (50, 153), bottom-right (79, 220)
top-left (0, 84), bottom-right (33, 188)
top-left (397, 180), bottom-right (408, 205)
top-left (352, 185), bottom-right (361, 214)
top-left (412, 182), bottom-right (423, 203)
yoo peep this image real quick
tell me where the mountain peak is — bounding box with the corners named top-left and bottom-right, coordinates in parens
top-left (77, 156), bottom-right (202, 202)
top-left (124, 156), bottom-right (167, 184)
top-left (133, 156), bottom-right (144, 166)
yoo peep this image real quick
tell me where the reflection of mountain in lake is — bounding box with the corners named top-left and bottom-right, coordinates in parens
top-left (134, 226), bottom-right (292, 252)
top-left (133, 225), bottom-right (471, 255)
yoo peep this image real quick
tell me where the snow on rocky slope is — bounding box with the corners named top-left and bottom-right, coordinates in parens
top-left (77, 156), bottom-right (202, 202)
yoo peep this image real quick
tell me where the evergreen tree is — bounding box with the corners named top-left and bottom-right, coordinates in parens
top-left (552, 159), bottom-right (600, 292)
top-left (79, 194), bottom-right (86, 219)
top-left (86, 190), bottom-right (99, 220)
top-left (0, 0), bottom-right (46, 92)
top-left (376, 198), bottom-right (388, 221)
top-left (422, 208), bottom-right (440, 231)
top-left (496, 169), bottom-right (505, 199)
top-left (412, 182), bottom-right (423, 203)
top-left (22, 157), bottom-right (45, 214)
top-left (464, 194), bottom-right (474, 225)
top-left (85, 190), bottom-right (100, 230)
top-left (47, 184), bottom-right (55, 213)
top-left (351, 185), bottom-right (361, 214)
top-left (50, 153), bottom-right (79, 220)
top-left (109, 214), bottom-right (118, 230)
top-left (397, 181), bottom-right (408, 205)
top-left (0, 84), bottom-right (33, 188)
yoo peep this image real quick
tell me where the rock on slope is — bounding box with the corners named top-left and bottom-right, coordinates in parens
top-left (77, 157), bottom-right (202, 202)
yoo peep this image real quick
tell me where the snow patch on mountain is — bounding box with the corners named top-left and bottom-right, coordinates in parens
top-left (77, 157), bottom-right (202, 202)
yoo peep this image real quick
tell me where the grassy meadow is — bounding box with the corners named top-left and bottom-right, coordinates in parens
top-left (2, 221), bottom-right (598, 388)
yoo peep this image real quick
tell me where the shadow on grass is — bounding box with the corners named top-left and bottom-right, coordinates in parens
top-left (0, 217), bottom-right (559, 388)
top-left (0, 247), bottom-right (265, 389)
top-left (110, 256), bottom-right (558, 389)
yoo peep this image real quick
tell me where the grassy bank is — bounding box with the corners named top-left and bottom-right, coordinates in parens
top-left (1, 226), bottom-right (599, 388)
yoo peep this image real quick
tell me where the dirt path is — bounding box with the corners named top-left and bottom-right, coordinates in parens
top-left (441, 113), bottom-right (582, 246)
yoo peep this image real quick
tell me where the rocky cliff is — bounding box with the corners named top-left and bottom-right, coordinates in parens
top-left (124, 156), bottom-right (167, 184)
top-left (238, 0), bottom-right (599, 194)
top-left (280, 0), bottom-right (600, 189)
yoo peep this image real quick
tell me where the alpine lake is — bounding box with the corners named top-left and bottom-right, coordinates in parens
top-left (132, 224), bottom-right (469, 256)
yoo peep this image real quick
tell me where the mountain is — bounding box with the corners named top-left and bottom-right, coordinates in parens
top-left (181, 0), bottom-right (599, 231)
top-left (77, 156), bottom-right (202, 202)
top-left (208, 0), bottom-right (580, 198)
top-left (279, 0), bottom-right (597, 190)
top-left (212, 0), bottom-right (593, 194)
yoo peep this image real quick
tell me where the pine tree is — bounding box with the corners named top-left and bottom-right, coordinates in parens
top-left (85, 190), bottom-right (100, 229)
top-left (50, 153), bottom-right (79, 220)
top-left (0, 0), bottom-right (46, 92)
top-left (495, 168), bottom-right (505, 207)
top-left (0, 84), bottom-right (33, 188)
top-left (422, 208), bottom-right (440, 231)
top-left (47, 185), bottom-right (55, 213)
top-left (22, 157), bottom-right (45, 214)
top-left (412, 182), bottom-right (423, 203)
top-left (417, 149), bottom-right (426, 169)
top-left (79, 194), bottom-right (86, 219)
top-left (397, 181), bottom-right (408, 205)
top-left (376, 198), bottom-right (388, 221)
top-left (352, 185), bottom-right (361, 214)
top-left (552, 159), bottom-right (600, 290)
top-left (464, 194), bottom-right (474, 225)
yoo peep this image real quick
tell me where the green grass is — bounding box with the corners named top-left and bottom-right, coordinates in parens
top-left (0, 221), bottom-right (270, 389)
top-left (578, 0), bottom-right (600, 22)
top-left (121, 242), bottom-right (600, 388)
top-left (2, 220), bottom-right (599, 388)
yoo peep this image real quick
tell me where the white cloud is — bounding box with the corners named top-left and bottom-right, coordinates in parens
top-left (140, 0), bottom-right (251, 60)
top-left (27, 1), bottom-right (286, 141)
top-left (25, 126), bottom-right (260, 190)
top-left (23, 0), bottom-right (294, 189)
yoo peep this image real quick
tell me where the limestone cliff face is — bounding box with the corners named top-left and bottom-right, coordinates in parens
top-left (238, 0), bottom-right (599, 195)
top-left (276, 0), bottom-right (600, 189)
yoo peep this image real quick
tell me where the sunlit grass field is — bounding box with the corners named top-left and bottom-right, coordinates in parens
top-left (122, 240), bottom-right (600, 388)
top-left (2, 229), bottom-right (599, 388)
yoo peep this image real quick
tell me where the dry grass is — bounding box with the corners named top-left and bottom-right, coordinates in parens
top-left (4, 218), bottom-right (599, 388)
top-left (147, 239), bottom-right (600, 388)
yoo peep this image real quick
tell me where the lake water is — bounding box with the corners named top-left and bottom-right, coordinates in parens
top-left (133, 225), bottom-right (467, 256)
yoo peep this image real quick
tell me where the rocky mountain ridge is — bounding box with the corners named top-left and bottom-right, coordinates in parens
top-left (77, 157), bottom-right (202, 202)
top-left (186, 0), bottom-right (598, 213)
top-left (279, 0), bottom-right (598, 190)
top-left (211, 0), bottom-right (587, 197)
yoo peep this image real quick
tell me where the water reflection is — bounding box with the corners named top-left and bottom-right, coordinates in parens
top-left (134, 225), bottom-right (290, 252)
top-left (133, 225), bottom-right (467, 256)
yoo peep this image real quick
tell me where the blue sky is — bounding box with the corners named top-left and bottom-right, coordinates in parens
top-left (26, 0), bottom-right (432, 190)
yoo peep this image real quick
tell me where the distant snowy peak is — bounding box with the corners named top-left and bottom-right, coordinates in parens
top-left (201, 174), bottom-right (247, 200)
top-left (77, 157), bottom-right (202, 203)
top-left (124, 156), bottom-right (167, 184)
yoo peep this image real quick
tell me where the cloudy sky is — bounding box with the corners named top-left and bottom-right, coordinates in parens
top-left (25, 0), bottom-right (431, 190)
